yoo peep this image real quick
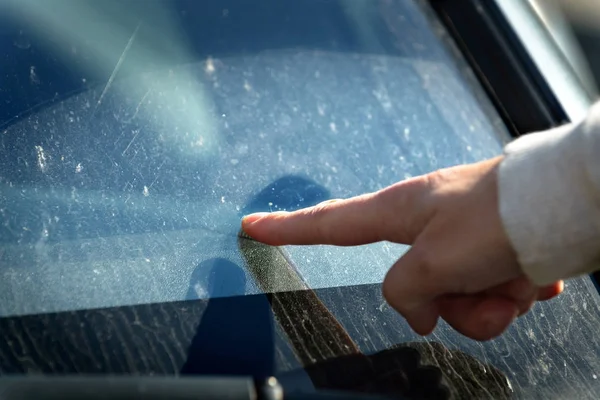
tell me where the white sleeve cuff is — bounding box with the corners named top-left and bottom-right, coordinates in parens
top-left (498, 108), bottom-right (600, 286)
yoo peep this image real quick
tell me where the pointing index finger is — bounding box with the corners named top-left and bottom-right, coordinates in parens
top-left (241, 193), bottom-right (389, 246)
top-left (241, 174), bottom-right (432, 246)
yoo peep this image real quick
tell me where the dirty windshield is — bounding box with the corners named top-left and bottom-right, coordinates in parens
top-left (1, 0), bottom-right (600, 398)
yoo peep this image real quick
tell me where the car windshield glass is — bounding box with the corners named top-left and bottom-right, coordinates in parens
top-left (0, 0), bottom-right (510, 311)
top-left (2, 0), bottom-right (600, 398)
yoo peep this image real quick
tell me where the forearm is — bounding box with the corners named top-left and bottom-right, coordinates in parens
top-left (498, 102), bottom-right (600, 286)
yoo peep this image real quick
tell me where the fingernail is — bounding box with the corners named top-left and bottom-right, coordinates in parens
top-left (242, 212), bottom-right (270, 225)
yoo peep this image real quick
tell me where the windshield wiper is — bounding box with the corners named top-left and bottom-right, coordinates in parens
top-left (237, 230), bottom-right (451, 399)
top-left (0, 376), bottom-right (396, 400)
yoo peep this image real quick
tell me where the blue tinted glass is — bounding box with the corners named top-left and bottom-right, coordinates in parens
top-left (0, 0), bottom-right (508, 314)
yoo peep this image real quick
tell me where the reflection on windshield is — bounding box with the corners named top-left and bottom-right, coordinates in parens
top-left (0, 0), bottom-right (508, 315)
top-left (1, 0), bottom-right (600, 399)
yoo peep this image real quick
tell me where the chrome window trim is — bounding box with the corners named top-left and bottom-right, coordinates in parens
top-left (495, 0), bottom-right (594, 123)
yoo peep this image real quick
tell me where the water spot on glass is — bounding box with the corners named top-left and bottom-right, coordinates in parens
top-left (14, 32), bottom-right (31, 49)
top-left (194, 283), bottom-right (207, 298)
top-left (35, 145), bottom-right (47, 172)
top-left (191, 137), bottom-right (205, 148)
top-left (236, 144), bottom-right (249, 155)
top-left (205, 56), bottom-right (216, 74)
top-left (29, 66), bottom-right (40, 85)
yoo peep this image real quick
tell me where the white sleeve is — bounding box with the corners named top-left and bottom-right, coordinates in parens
top-left (498, 101), bottom-right (600, 286)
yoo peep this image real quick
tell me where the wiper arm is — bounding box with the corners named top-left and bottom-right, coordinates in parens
top-left (0, 376), bottom-right (397, 400)
top-left (237, 230), bottom-right (362, 363)
top-left (237, 231), bottom-right (451, 399)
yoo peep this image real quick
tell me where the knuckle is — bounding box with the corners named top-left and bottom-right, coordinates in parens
top-left (375, 180), bottom-right (431, 242)
top-left (307, 202), bottom-right (334, 241)
top-left (397, 172), bottom-right (434, 195)
top-left (311, 200), bottom-right (334, 214)
top-left (410, 246), bottom-right (442, 294)
top-left (427, 166), bottom-right (466, 193)
top-left (425, 168), bottom-right (449, 189)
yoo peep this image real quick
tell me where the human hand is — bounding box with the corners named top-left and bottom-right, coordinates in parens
top-left (241, 156), bottom-right (564, 341)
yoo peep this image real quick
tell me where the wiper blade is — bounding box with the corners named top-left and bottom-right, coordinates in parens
top-left (0, 376), bottom-right (397, 400)
top-left (237, 231), bottom-right (450, 399)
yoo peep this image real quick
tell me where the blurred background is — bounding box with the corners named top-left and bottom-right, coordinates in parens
top-left (537, 0), bottom-right (600, 98)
